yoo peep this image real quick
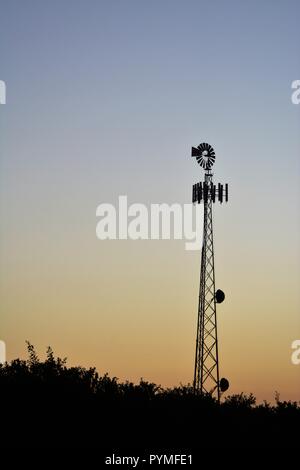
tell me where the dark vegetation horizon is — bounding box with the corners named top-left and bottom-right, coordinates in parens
top-left (0, 342), bottom-right (299, 450)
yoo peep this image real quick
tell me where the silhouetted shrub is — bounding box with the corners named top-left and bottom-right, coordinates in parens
top-left (0, 343), bottom-right (299, 450)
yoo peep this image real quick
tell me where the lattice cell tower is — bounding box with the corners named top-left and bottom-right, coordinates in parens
top-left (191, 143), bottom-right (229, 401)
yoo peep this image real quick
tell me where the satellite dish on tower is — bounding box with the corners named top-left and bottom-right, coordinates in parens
top-left (215, 289), bottom-right (225, 304)
top-left (219, 378), bottom-right (229, 392)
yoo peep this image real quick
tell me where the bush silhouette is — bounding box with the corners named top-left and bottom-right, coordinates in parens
top-left (0, 343), bottom-right (299, 450)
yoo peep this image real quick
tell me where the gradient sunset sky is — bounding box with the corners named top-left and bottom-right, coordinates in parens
top-left (0, 0), bottom-right (299, 402)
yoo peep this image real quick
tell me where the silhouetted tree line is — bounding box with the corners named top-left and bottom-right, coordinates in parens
top-left (0, 342), bottom-right (299, 450)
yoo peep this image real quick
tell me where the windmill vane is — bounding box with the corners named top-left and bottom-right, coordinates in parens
top-left (191, 142), bottom-right (216, 170)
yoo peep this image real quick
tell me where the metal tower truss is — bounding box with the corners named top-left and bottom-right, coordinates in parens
top-left (190, 143), bottom-right (229, 401)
